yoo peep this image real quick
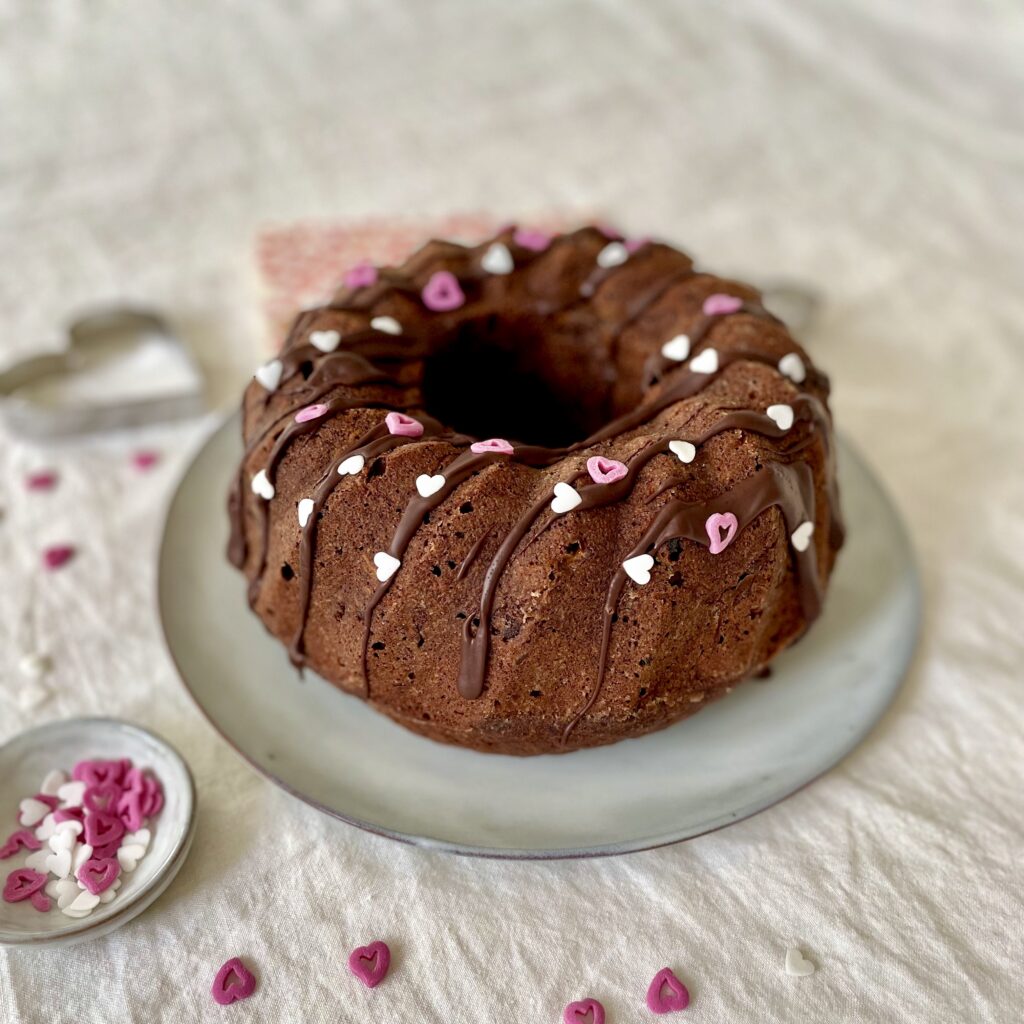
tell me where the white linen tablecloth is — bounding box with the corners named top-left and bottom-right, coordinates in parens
top-left (1, 2), bottom-right (1022, 1021)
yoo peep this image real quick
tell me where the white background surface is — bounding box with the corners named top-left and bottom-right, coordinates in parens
top-left (1, 2), bottom-right (1022, 1021)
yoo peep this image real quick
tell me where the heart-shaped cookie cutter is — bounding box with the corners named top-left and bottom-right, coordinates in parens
top-left (0, 307), bottom-right (205, 439)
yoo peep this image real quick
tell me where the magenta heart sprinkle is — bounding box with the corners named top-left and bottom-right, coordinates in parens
top-left (384, 412), bottom-right (424, 438)
top-left (586, 456), bottom-right (628, 485)
top-left (30, 891), bottom-right (52, 913)
top-left (26, 471), bottom-right (58, 492)
top-left (705, 511), bottom-right (739, 554)
top-left (421, 271), bottom-right (465, 312)
top-left (73, 759), bottom-right (125, 787)
top-left (42, 545), bottom-right (76, 571)
top-left (348, 941), bottom-right (391, 988)
top-left (132, 450), bottom-right (160, 471)
top-left (211, 958), bottom-right (257, 1005)
top-left (141, 776), bottom-right (164, 817)
top-left (513, 227), bottom-right (552, 252)
top-left (3, 868), bottom-right (47, 903)
top-left (295, 403), bottom-right (329, 424)
top-left (83, 782), bottom-right (123, 815)
top-left (344, 263), bottom-right (378, 289)
top-left (77, 857), bottom-right (120, 895)
top-left (117, 788), bottom-right (145, 832)
top-left (470, 438), bottom-right (514, 455)
top-left (702, 293), bottom-right (743, 316)
top-left (35, 793), bottom-right (60, 811)
top-left (646, 967), bottom-right (690, 1013)
top-left (84, 811), bottom-right (125, 848)
top-left (53, 807), bottom-right (84, 826)
top-left (91, 841), bottom-right (121, 861)
top-left (0, 829), bottom-right (42, 859)
top-left (563, 998), bottom-right (605, 1024)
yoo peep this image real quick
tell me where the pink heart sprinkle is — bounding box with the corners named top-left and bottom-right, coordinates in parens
top-left (30, 891), bottom-right (51, 913)
top-left (421, 271), bottom-right (466, 312)
top-left (211, 958), bottom-right (257, 1005)
top-left (132, 450), bottom-right (160, 471)
top-left (42, 545), bottom-right (75, 571)
top-left (91, 841), bottom-right (121, 861)
top-left (385, 412), bottom-right (424, 438)
top-left (586, 456), bottom-right (628, 485)
top-left (117, 789), bottom-right (146, 832)
top-left (646, 967), bottom-right (690, 1013)
top-left (705, 512), bottom-right (739, 554)
top-left (26, 471), bottom-right (58, 491)
top-left (73, 760), bottom-right (126, 787)
top-left (77, 857), bottom-right (120, 895)
top-left (83, 783), bottom-right (123, 815)
top-left (3, 867), bottom-right (47, 903)
top-left (513, 227), bottom-right (552, 252)
top-left (35, 793), bottom-right (60, 811)
top-left (84, 811), bottom-right (125, 848)
top-left (344, 262), bottom-right (378, 289)
top-left (141, 776), bottom-right (163, 817)
top-left (348, 941), bottom-right (391, 989)
top-left (53, 807), bottom-right (85, 826)
top-left (563, 998), bottom-right (605, 1024)
top-left (470, 438), bottom-right (514, 455)
top-left (122, 766), bottom-right (144, 792)
top-left (0, 829), bottom-right (43, 859)
top-left (295, 403), bottom-right (329, 424)
top-left (702, 293), bottom-right (743, 316)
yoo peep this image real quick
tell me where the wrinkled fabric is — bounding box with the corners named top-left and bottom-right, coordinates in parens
top-left (1, 2), bottom-right (1022, 1022)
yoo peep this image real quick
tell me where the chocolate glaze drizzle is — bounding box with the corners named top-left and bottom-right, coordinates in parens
top-left (228, 226), bottom-right (842, 741)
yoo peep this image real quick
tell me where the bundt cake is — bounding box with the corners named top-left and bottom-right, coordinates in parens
top-left (228, 225), bottom-right (843, 755)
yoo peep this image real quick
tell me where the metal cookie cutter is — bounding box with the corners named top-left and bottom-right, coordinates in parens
top-left (0, 307), bottom-right (205, 439)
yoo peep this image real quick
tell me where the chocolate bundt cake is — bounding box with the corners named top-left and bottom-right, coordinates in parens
top-left (228, 225), bottom-right (843, 755)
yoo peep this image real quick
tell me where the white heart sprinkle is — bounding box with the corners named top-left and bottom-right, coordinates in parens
top-left (72, 843), bottom-right (93, 876)
top-left (785, 947), bottom-right (815, 977)
top-left (48, 828), bottom-right (77, 853)
top-left (254, 359), bottom-right (284, 391)
top-left (297, 498), bottom-right (315, 528)
top-left (53, 819), bottom-right (83, 839)
top-left (122, 828), bottom-right (150, 851)
top-left (550, 482), bottom-right (582, 515)
top-left (668, 440), bottom-right (696, 464)
top-left (623, 553), bottom-right (655, 585)
top-left (374, 551), bottom-right (401, 582)
top-left (370, 316), bottom-right (402, 336)
top-left (18, 797), bottom-right (49, 827)
top-left (40, 769), bottom-right (67, 796)
top-left (778, 352), bottom-right (806, 384)
top-left (34, 813), bottom-right (57, 841)
top-left (117, 843), bottom-right (147, 873)
top-left (481, 242), bottom-right (514, 275)
top-left (791, 521), bottom-right (815, 552)
top-left (18, 651), bottom-right (52, 679)
top-left (660, 334), bottom-right (691, 362)
top-left (416, 474), bottom-right (445, 498)
top-left (25, 849), bottom-right (50, 872)
top-left (338, 454), bottom-right (365, 476)
top-left (44, 847), bottom-right (72, 879)
top-left (251, 469), bottom-right (275, 500)
top-left (688, 348), bottom-right (719, 374)
top-left (766, 404), bottom-right (795, 431)
top-left (309, 329), bottom-right (341, 353)
top-left (98, 880), bottom-right (121, 904)
top-left (56, 781), bottom-right (86, 808)
top-left (46, 877), bottom-right (80, 910)
top-left (62, 890), bottom-right (100, 918)
top-left (597, 241), bottom-right (629, 268)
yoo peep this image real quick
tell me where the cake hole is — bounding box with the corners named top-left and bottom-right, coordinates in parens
top-left (446, 560), bottom-right (457, 569)
top-left (459, 502), bottom-right (473, 514)
top-left (667, 538), bottom-right (682, 562)
top-left (371, 641), bottom-right (385, 651)
top-left (281, 563), bottom-right (295, 581)
top-left (299, 360), bottom-right (314, 380)
top-left (430, 565), bottom-right (442, 577)
top-left (367, 458), bottom-right (385, 479)
top-left (564, 542), bottom-right (580, 554)
top-left (669, 572), bottom-right (684, 587)
top-left (529, 689), bottom-right (542, 698)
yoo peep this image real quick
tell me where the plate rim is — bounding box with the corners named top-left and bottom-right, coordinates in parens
top-left (158, 413), bottom-right (922, 860)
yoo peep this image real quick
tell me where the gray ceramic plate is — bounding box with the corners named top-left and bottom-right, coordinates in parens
top-left (159, 415), bottom-right (919, 858)
top-left (0, 718), bottom-right (195, 946)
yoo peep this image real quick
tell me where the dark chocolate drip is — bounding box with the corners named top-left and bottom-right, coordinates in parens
top-left (457, 530), bottom-right (493, 581)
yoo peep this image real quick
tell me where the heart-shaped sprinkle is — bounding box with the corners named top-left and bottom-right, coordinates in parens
top-left (481, 243), bottom-right (514, 275)
top-left (97, 878), bottom-right (122, 904)
top-left (416, 474), bottom-right (445, 498)
top-left (688, 347), bottom-right (719, 374)
top-left (71, 844), bottom-right (94, 877)
top-left (703, 293), bottom-right (743, 316)
top-left (385, 411), bottom-right (424, 437)
top-left (295, 403), bottom-right (329, 423)
top-left (785, 947), bottom-right (815, 977)
top-left (46, 876), bottom-right (81, 910)
top-left (422, 271), bottom-right (466, 312)
top-left (309, 329), bottom-right (341, 353)
top-left (586, 456), bottom-right (628, 484)
top-left (30, 890), bottom-right (51, 912)
top-left (61, 774), bottom-right (93, 799)
top-left (597, 241), bottom-right (629, 268)
top-left (117, 789), bottom-right (145, 832)
top-left (83, 782), bottom-right (123, 815)
top-left (0, 829), bottom-right (42, 859)
top-left (212, 957), bottom-right (258, 1005)
top-left (370, 315), bottom-right (402, 336)
top-left (297, 498), bottom-right (315, 528)
top-left (563, 998), bottom-right (605, 1024)
top-left (513, 227), bottom-right (552, 251)
top-left (668, 439), bottom-right (696, 464)
top-left (706, 512), bottom-right (739, 554)
top-left (84, 811), bottom-right (125, 849)
top-left (40, 769), bottom-right (67, 796)
top-left (254, 359), bottom-right (284, 391)
top-left (24, 849), bottom-right (50, 872)
top-left (251, 469), bottom-right (275, 500)
top-left (778, 352), bottom-right (806, 384)
top-left (53, 807), bottom-right (84, 827)
top-left (766, 404), bottom-right (794, 431)
top-left (52, 818), bottom-right (83, 839)
top-left (44, 847), bottom-right (72, 879)
top-left (78, 857), bottom-right (119, 895)
top-left (117, 843), bottom-right (147, 873)
top-left (122, 827), bottom-right (151, 851)
top-left (338, 454), bottom-right (366, 476)
top-left (646, 967), bottom-right (690, 1013)
top-left (551, 482), bottom-right (582, 515)
top-left (661, 334), bottom-right (691, 362)
top-left (36, 793), bottom-right (60, 811)
top-left (344, 263), bottom-right (378, 288)
top-left (42, 545), bottom-right (76, 571)
top-left (34, 813), bottom-right (57, 841)
top-left (3, 867), bottom-right (47, 903)
top-left (18, 798), bottom-right (50, 828)
top-left (26, 470), bottom-right (58, 491)
top-left (623, 553), bottom-right (655, 585)
top-left (61, 888), bottom-right (100, 918)
top-left (48, 827), bottom-right (78, 853)
top-left (348, 941), bottom-right (391, 988)
top-left (791, 521), bottom-right (815, 552)
top-left (140, 776), bottom-right (163, 817)
top-left (374, 552), bottom-right (401, 582)
top-left (470, 438), bottom-right (514, 455)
